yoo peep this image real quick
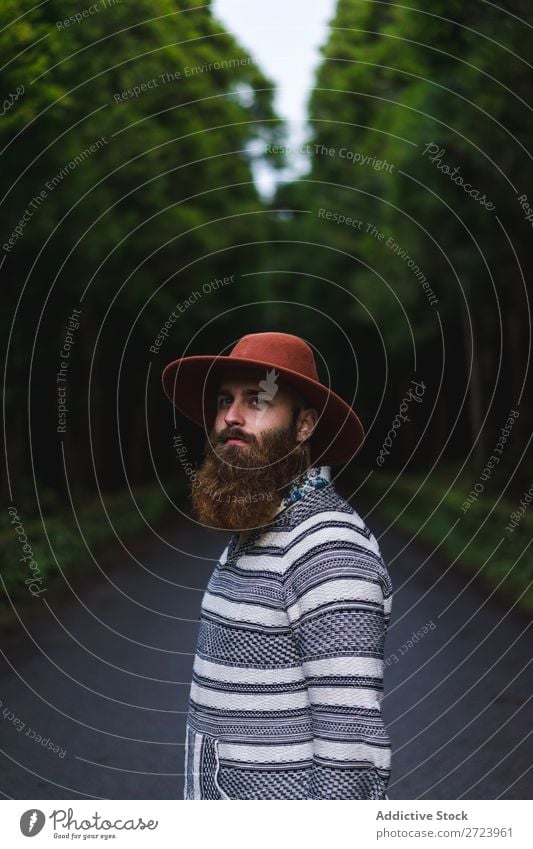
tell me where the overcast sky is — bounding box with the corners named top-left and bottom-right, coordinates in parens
top-left (212, 0), bottom-right (338, 194)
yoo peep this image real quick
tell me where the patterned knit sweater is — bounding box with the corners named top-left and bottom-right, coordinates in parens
top-left (183, 465), bottom-right (393, 800)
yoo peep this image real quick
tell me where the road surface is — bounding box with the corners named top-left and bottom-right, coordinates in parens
top-left (0, 505), bottom-right (531, 799)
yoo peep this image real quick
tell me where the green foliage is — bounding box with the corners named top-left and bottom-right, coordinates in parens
top-left (1, 0), bottom-right (285, 502)
top-left (274, 0), bottom-right (532, 463)
top-left (0, 481), bottom-right (182, 622)
top-left (364, 470), bottom-right (533, 614)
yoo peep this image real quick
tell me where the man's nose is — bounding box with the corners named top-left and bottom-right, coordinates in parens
top-left (224, 400), bottom-right (246, 426)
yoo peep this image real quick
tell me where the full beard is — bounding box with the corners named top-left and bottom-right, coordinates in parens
top-left (190, 421), bottom-right (308, 532)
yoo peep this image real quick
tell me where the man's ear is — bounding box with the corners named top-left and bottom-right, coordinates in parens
top-left (296, 408), bottom-right (318, 442)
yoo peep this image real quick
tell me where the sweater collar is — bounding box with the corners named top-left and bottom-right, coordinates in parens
top-left (230, 465), bottom-right (332, 553)
top-left (273, 464), bottom-right (332, 517)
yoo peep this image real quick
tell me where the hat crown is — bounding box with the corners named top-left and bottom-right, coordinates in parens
top-left (229, 332), bottom-right (319, 382)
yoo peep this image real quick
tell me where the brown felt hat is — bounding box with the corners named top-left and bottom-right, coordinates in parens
top-left (161, 332), bottom-right (365, 466)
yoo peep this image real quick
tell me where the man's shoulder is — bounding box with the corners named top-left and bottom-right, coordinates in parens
top-left (227, 485), bottom-right (392, 597)
top-left (278, 483), bottom-right (374, 539)
top-left (265, 484), bottom-right (387, 567)
top-left (256, 489), bottom-right (390, 606)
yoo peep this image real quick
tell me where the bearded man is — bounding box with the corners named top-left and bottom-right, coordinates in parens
top-left (162, 331), bottom-right (393, 800)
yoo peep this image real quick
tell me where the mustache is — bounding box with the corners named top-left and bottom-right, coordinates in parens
top-left (216, 428), bottom-right (255, 444)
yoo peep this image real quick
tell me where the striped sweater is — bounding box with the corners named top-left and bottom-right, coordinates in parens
top-left (184, 465), bottom-right (393, 800)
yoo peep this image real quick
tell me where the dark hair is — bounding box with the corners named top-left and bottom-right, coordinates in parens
top-left (285, 383), bottom-right (309, 429)
top-left (290, 403), bottom-right (302, 429)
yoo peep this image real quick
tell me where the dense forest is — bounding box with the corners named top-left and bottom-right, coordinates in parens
top-left (273, 0), bottom-right (532, 484)
top-left (1, 0), bottom-right (284, 510)
top-left (1, 1), bottom-right (531, 612)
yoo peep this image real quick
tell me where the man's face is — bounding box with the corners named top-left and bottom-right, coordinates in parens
top-left (213, 367), bottom-right (295, 460)
top-left (190, 367), bottom-right (316, 532)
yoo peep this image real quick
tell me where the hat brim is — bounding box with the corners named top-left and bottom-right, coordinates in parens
top-left (161, 354), bottom-right (365, 466)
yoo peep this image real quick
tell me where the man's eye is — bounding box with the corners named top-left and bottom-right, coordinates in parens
top-left (218, 396), bottom-right (268, 408)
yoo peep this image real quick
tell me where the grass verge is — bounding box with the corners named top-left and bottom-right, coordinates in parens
top-left (1, 481), bottom-right (186, 626)
top-left (362, 470), bottom-right (533, 616)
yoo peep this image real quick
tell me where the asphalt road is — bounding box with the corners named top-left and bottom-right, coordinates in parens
top-left (0, 506), bottom-right (531, 800)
